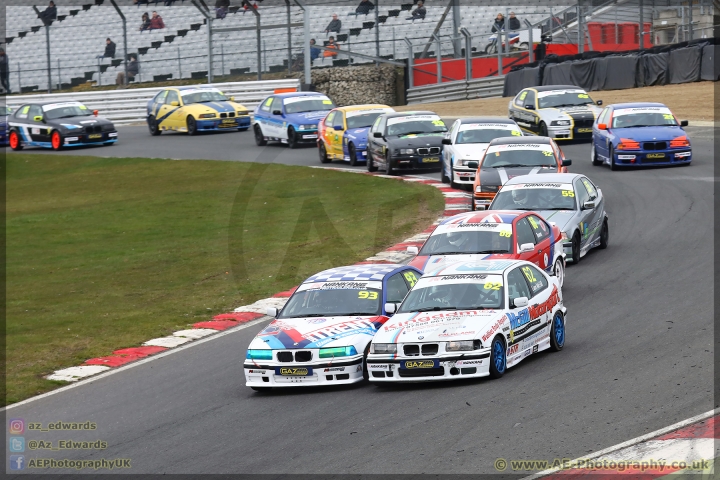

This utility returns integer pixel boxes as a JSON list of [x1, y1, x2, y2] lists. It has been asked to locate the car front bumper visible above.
[[391, 154, 442, 171], [367, 352, 492, 383], [244, 356, 364, 388], [62, 131, 118, 147], [549, 125, 593, 141], [452, 166, 476, 184], [614, 149, 691, 166], [472, 192, 497, 210], [197, 117, 251, 131]]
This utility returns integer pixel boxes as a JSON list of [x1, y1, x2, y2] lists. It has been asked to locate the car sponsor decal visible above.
[[386, 115, 442, 125], [613, 107, 673, 117], [283, 95, 332, 105], [481, 315, 507, 342], [345, 108, 393, 118], [458, 123, 520, 132], [275, 367, 312, 376], [537, 89, 586, 98], [296, 281, 382, 292], [508, 285, 560, 339], [42, 101, 86, 111], [401, 359, 437, 369], [485, 143, 554, 154], [414, 274, 503, 288], [258, 317, 380, 349]]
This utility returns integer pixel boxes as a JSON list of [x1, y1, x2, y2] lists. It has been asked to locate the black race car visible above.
[[8, 101, 118, 151], [366, 111, 448, 175]]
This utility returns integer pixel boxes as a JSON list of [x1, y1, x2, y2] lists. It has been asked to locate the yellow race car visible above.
[[317, 104, 395, 165], [146, 86, 251, 135]]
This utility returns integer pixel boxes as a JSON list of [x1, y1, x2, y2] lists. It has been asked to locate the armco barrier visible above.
[[406, 76, 505, 104], [5, 79, 301, 126]]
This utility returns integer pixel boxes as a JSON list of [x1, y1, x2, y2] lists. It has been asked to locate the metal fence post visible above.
[[688, 1, 693, 40], [404, 37, 414, 88], [639, 0, 644, 49], [221, 44, 225, 77], [109, 0, 128, 87], [57, 59, 61, 91], [208, 17, 214, 82], [18, 63, 21, 94], [392, 26, 396, 59], [45, 25, 52, 93], [526, 20, 534, 62], [460, 27, 472, 81], [496, 30, 503, 76], [97, 58, 102, 87], [293, 0, 310, 86], [286, 0, 292, 74], [432, 33, 442, 84], [178, 47, 182, 79], [577, 2, 584, 54], [375, 0, 380, 63]]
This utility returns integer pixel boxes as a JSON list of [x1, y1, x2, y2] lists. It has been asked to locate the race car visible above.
[[8, 101, 118, 151], [407, 210, 566, 286], [366, 111, 448, 175], [488, 173, 608, 264], [253, 92, 336, 148], [318, 104, 395, 166], [366, 259, 566, 383], [244, 264, 422, 391], [146, 86, 251, 135], [508, 85, 603, 141], [441, 117, 523, 189], [591, 102, 691, 170], [1, 106, 11, 146], [470, 136, 572, 211]]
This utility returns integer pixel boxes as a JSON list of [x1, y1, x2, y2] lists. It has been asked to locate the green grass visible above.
[[5, 154, 445, 405]]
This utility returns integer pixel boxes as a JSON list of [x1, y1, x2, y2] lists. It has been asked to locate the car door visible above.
[[514, 217, 541, 266], [526, 214, 554, 272], [369, 116, 387, 164], [270, 97, 286, 139], [518, 263, 552, 353], [593, 106, 611, 159], [330, 111, 346, 157], [578, 176, 604, 247], [505, 266, 533, 359], [321, 111, 337, 156], [384, 271, 412, 310], [573, 177, 595, 251], [28, 105, 51, 144], [444, 119, 461, 174], [165, 90, 186, 129], [154, 90, 179, 130], [149, 90, 168, 119]]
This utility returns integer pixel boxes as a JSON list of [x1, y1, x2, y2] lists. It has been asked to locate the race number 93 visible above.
[[358, 291, 378, 300]]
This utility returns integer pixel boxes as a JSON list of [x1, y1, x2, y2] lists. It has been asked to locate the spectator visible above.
[[97, 38, 116, 59], [116, 55, 139, 88], [491, 13, 505, 33], [215, 0, 229, 19], [243, 1, 258, 12], [310, 38, 321, 63], [38, 1, 57, 26], [508, 12, 521, 30], [149, 11, 165, 30], [139, 12, 151, 32], [324, 14, 341, 34], [353, 0, 374, 16], [323, 37, 339, 58], [408, 1, 426, 20], [0, 48, 9, 93]]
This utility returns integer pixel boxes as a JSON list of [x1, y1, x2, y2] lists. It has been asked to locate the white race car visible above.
[[367, 259, 566, 383], [440, 117, 523, 189], [244, 264, 422, 391]]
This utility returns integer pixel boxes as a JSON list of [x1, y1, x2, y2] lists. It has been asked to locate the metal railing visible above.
[[406, 75, 505, 104]]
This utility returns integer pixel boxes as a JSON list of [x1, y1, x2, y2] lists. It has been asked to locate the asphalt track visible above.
[[5, 124, 715, 475]]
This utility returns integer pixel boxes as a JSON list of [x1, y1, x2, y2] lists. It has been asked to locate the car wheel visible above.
[[484, 43, 496, 55], [367, 150, 378, 172], [287, 127, 298, 149], [348, 143, 359, 166], [254, 124, 267, 146], [553, 259, 565, 288], [385, 154, 395, 175], [471, 197, 476, 211], [318, 143, 331, 163], [450, 172, 460, 190], [489, 336, 506, 379], [250, 387, 272, 392], [539, 121, 548, 137], [609, 146, 619, 171], [148, 115, 161, 136], [599, 219, 609, 249], [570, 232, 581, 265], [51, 131, 63, 150], [441, 162, 450, 183], [519, 41, 529, 50], [549, 311, 565, 351], [591, 142, 602, 165], [8, 131, 23, 151], [186, 116, 198, 136], [362, 344, 371, 381]]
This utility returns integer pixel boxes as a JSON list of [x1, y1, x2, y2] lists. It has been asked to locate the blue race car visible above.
[[0, 106, 11, 146], [591, 102, 691, 170], [253, 92, 336, 148], [317, 104, 395, 165]]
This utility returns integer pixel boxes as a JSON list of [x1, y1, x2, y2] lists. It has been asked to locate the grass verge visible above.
[[5, 154, 445, 405]]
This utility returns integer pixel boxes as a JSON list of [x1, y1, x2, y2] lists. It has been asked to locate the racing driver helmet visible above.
[[447, 231, 469, 250], [511, 188, 529, 207]]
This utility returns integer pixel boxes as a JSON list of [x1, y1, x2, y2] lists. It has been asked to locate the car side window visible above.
[[260, 97, 273, 112], [520, 264, 548, 297], [29, 105, 43, 119], [515, 90, 528, 107], [16, 105, 30, 119], [524, 90, 536, 108], [370, 116, 382, 133], [507, 268, 532, 304], [580, 177, 597, 199], [324, 111, 336, 127], [575, 178, 591, 205], [271, 97, 283, 114], [333, 112, 345, 129], [386, 273, 410, 303], [515, 218, 537, 247], [152, 91, 167, 107], [527, 215, 550, 243], [597, 107, 610, 125], [401, 269, 418, 289], [449, 120, 460, 142], [165, 91, 179, 105]]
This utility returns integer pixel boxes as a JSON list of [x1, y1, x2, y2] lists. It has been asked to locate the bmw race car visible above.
[[146, 87, 251, 135], [8, 101, 118, 151], [407, 210, 566, 286], [591, 102, 691, 170], [1, 106, 11, 146], [244, 264, 422, 391], [488, 174, 608, 264], [366, 259, 566, 383], [318, 104, 395, 165], [366, 111, 448, 175], [508, 85, 603, 141], [441, 117, 523, 189], [253, 92, 336, 148], [470, 137, 571, 211]]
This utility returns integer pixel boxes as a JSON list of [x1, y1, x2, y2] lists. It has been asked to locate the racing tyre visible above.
[[549, 311, 565, 351], [51, 131, 63, 151], [570, 232, 581, 265], [250, 387, 272, 392], [484, 43, 496, 55], [609, 146, 619, 171], [519, 42, 529, 50], [599, 219, 609, 249], [471, 197, 476, 211], [8, 131, 23, 151], [489, 336, 506, 379], [287, 127, 298, 149], [348, 143, 359, 166], [362, 344, 371, 381], [591, 143, 602, 166], [539, 121, 548, 138], [148, 115, 161, 136], [553, 259, 565, 288], [318, 143, 331, 164], [385, 154, 395, 175], [367, 150, 378, 172], [254, 124, 267, 146], [186, 116, 198, 136]]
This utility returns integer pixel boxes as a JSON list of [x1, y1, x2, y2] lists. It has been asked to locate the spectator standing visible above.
[[215, 0, 229, 19], [310, 38, 321, 63], [0, 48, 9, 93], [508, 12, 521, 30], [409, 1, 426, 20], [149, 11, 165, 30], [323, 37, 339, 58], [139, 12, 151, 32], [38, 1, 57, 26], [324, 14, 341, 34], [491, 13, 505, 33], [354, 0, 374, 16], [97, 38, 116, 59], [116, 55, 139, 88]]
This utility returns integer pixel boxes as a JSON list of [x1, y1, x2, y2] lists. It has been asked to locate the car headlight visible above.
[[396, 148, 415, 155], [319, 346, 358, 358], [446, 340, 481, 351], [370, 343, 397, 354], [480, 185, 500, 193], [298, 124, 316, 131], [199, 113, 216, 119], [236, 110, 249, 116], [246, 349, 273, 360], [460, 160, 478, 166], [551, 120, 571, 126]]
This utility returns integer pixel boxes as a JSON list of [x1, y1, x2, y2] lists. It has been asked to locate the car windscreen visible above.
[[181, 90, 228, 104], [456, 126, 521, 144], [346, 112, 387, 129], [4, 106, 12, 115], [482, 146, 558, 168], [284, 97, 335, 114], [386, 115, 447, 136], [538, 90, 593, 109], [611, 108, 678, 128], [419, 225, 513, 255], [278, 288, 382, 318], [43, 104, 93, 119], [491, 184, 576, 211], [397, 275, 504, 312]]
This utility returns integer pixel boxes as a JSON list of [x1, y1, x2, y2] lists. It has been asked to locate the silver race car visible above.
[[487, 173, 609, 264], [508, 85, 603, 141]]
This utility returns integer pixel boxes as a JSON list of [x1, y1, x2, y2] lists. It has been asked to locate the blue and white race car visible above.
[[1, 106, 12, 146], [367, 259, 566, 383], [244, 264, 422, 391], [253, 92, 336, 148], [591, 102, 691, 170]]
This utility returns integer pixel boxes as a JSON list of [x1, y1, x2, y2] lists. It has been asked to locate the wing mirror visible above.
[[333, 125, 343, 131], [441, 138, 452, 145], [512, 296, 529, 308], [266, 307, 278, 317], [525, 104, 535, 110], [384, 302, 398, 315], [373, 131, 383, 138], [596, 100, 603, 105], [680, 120, 689, 127], [582, 200, 596, 210], [598, 123, 607, 130], [467, 161, 479, 169], [272, 110, 282, 115], [230, 96, 235, 102], [170, 101, 179, 107], [33, 115, 44, 122], [406, 246, 419, 255], [519, 243, 534, 253], [93, 109, 99, 116], [562, 159, 572, 167]]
